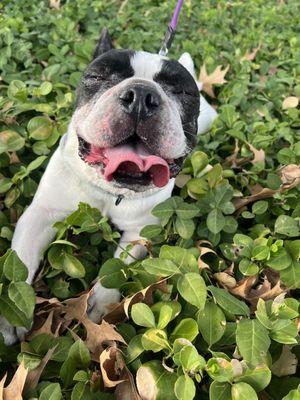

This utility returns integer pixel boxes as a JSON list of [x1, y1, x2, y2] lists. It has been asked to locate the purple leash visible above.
[[159, 0, 184, 56]]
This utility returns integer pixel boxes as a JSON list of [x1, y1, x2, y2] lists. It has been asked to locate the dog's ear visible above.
[[93, 28, 114, 59], [178, 52, 196, 79]]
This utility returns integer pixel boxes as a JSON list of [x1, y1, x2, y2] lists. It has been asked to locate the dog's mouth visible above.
[[78, 136, 182, 188]]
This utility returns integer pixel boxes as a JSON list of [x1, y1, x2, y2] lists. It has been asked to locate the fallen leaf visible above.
[[229, 275, 258, 299], [233, 188, 276, 210], [214, 272, 237, 288], [271, 345, 298, 377], [282, 96, 299, 109], [115, 368, 142, 400], [104, 280, 169, 324], [83, 319, 126, 361], [2, 362, 28, 400], [99, 347, 125, 388], [240, 44, 261, 62], [247, 279, 285, 306], [63, 291, 90, 322], [248, 142, 265, 164], [49, 0, 60, 9], [280, 164, 300, 186], [199, 64, 230, 98], [0, 375, 6, 399]]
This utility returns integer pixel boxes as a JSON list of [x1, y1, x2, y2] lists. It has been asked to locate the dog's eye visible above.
[[85, 74, 103, 81]]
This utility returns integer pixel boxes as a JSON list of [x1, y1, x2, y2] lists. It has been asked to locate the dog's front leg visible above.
[[87, 229, 146, 323], [0, 204, 65, 345]]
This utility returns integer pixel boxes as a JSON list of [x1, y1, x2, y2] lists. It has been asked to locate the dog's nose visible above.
[[119, 84, 161, 119]]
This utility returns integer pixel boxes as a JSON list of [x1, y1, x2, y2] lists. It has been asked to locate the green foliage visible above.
[[0, 0, 299, 399]]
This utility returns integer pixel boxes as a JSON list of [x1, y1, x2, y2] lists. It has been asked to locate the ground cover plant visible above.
[[0, 0, 299, 399]]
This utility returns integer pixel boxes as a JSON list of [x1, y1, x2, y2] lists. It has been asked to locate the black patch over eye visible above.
[[77, 49, 135, 106]]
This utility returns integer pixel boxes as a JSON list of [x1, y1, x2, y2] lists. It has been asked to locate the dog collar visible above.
[[159, 0, 184, 56]]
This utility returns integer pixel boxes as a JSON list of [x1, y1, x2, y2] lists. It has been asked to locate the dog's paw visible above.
[[87, 281, 120, 323], [0, 316, 28, 345]]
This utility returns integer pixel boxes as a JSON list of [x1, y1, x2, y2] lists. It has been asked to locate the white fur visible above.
[[131, 51, 166, 80]]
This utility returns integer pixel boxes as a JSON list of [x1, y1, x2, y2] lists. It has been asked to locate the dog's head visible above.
[[69, 29, 200, 195]]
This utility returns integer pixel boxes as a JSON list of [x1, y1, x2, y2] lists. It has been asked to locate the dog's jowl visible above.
[[1, 29, 214, 345]]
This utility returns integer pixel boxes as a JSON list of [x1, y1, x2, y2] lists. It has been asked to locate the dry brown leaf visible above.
[[83, 319, 126, 361], [0, 375, 6, 399], [2, 362, 28, 400], [49, 0, 60, 9], [104, 280, 168, 324], [248, 142, 265, 164], [271, 345, 298, 377], [27, 310, 55, 340], [99, 347, 125, 388], [282, 96, 299, 109], [214, 272, 237, 289], [229, 275, 258, 299], [240, 45, 261, 62], [199, 64, 230, 98], [115, 368, 142, 400], [25, 346, 57, 393], [280, 164, 300, 186], [196, 240, 217, 270], [233, 187, 276, 210], [63, 291, 90, 322], [247, 280, 285, 306]]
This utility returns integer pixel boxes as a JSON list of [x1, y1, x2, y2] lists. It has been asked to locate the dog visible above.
[[0, 29, 217, 345]]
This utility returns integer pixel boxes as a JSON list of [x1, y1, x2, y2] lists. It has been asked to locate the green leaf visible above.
[[142, 258, 180, 277], [235, 365, 272, 392], [251, 245, 270, 261], [197, 302, 226, 346], [175, 217, 195, 239], [140, 224, 162, 238], [152, 301, 182, 329], [60, 340, 91, 387], [236, 320, 270, 365], [99, 258, 127, 288], [159, 245, 198, 274], [175, 202, 199, 219], [3, 250, 28, 282], [152, 197, 176, 225], [191, 151, 209, 177], [255, 299, 272, 329], [141, 328, 170, 352], [39, 383, 62, 400], [131, 303, 156, 328], [270, 319, 298, 344], [252, 201, 268, 215], [207, 209, 225, 234], [177, 273, 207, 309], [62, 253, 85, 278], [126, 334, 144, 364], [206, 358, 234, 382], [275, 215, 299, 237], [0, 130, 25, 153], [174, 375, 196, 400], [280, 261, 300, 289], [8, 281, 35, 318], [266, 248, 292, 271], [282, 388, 300, 400], [209, 381, 232, 400], [208, 286, 250, 316], [0, 295, 31, 328], [170, 318, 199, 342], [231, 382, 258, 400], [27, 116, 53, 140]]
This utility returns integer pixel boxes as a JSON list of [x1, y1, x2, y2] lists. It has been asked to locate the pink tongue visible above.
[[103, 144, 170, 188]]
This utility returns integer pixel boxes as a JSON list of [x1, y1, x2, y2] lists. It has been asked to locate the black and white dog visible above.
[[0, 30, 216, 344]]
